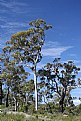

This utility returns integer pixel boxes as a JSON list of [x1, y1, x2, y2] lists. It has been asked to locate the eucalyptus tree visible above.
[[21, 79, 35, 105], [0, 63, 3, 105], [1, 51, 28, 110], [38, 58, 80, 113], [3, 19, 52, 111]]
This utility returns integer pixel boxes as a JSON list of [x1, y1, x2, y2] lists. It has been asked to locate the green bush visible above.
[[0, 113, 25, 121]]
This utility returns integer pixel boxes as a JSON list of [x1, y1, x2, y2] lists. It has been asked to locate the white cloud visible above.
[[0, 22, 28, 29], [0, 21, 29, 36], [73, 60, 80, 64], [69, 53, 77, 58], [0, 0, 31, 14], [42, 46, 73, 57], [44, 41, 60, 48], [0, 17, 7, 22], [37, 63, 45, 69], [0, 1, 30, 34], [0, 43, 5, 48], [0, 0, 28, 8], [73, 99, 81, 106]]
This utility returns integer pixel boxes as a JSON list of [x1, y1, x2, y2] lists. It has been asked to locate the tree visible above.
[[2, 19, 52, 111], [38, 58, 80, 113], [0, 64, 3, 105], [1, 51, 28, 110]]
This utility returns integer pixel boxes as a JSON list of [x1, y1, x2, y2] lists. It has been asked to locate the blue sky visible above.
[[0, 0, 81, 105]]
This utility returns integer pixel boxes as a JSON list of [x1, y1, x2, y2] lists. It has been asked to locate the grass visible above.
[[0, 112, 81, 121], [32, 113, 81, 121], [0, 113, 25, 121]]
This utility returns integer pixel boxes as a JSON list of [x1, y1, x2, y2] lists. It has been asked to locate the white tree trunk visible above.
[[14, 97, 17, 111], [25, 93, 28, 105], [34, 65, 38, 111]]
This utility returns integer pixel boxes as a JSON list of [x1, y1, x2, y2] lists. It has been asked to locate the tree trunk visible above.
[[6, 87, 9, 107], [59, 99, 64, 113], [25, 94, 28, 113], [0, 81, 2, 105], [14, 98, 17, 111], [59, 91, 65, 113], [25, 93, 29, 105], [34, 64, 38, 111], [25, 95, 28, 105], [0, 66, 2, 105]]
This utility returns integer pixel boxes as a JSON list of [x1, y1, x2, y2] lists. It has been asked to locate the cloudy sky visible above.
[[0, 0, 81, 105]]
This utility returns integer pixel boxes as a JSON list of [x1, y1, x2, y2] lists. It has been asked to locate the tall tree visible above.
[[2, 19, 52, 111], [38, 58, 80, 113], [21, 79, 35, 105], [0, 64, 2, 105], [1, 51, 28, 110]]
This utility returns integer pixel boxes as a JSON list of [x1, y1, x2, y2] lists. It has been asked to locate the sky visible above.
[[0, 0, 81, 105]]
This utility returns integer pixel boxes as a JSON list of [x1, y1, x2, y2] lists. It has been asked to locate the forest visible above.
[[0, 19, 81, 121]]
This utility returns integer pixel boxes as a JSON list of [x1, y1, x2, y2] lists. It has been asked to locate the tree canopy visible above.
[[38, 58, 80, 112]]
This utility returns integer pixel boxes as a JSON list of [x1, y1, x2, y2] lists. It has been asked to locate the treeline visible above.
[[0, 19, 80, 114]]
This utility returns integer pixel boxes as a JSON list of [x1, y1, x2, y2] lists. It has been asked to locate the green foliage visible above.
[[38, 58, 80, 113], [28, 103, 36, 114], [1, 19, 52, 111], [0, 104, 6, 109], [0, 114, 25, 121], [1, 113, 81, 121], [4, 19, 52, 66]]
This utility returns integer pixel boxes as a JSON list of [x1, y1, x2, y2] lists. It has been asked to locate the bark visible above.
[[6, 87, 9, 107], [34, 64, 38, 111], [0, 81, 2, 105], [25, 95, 28, 105], [25, 94, 28, 113], [59, 91, 65, 113], [14, 97, 18, 111]]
